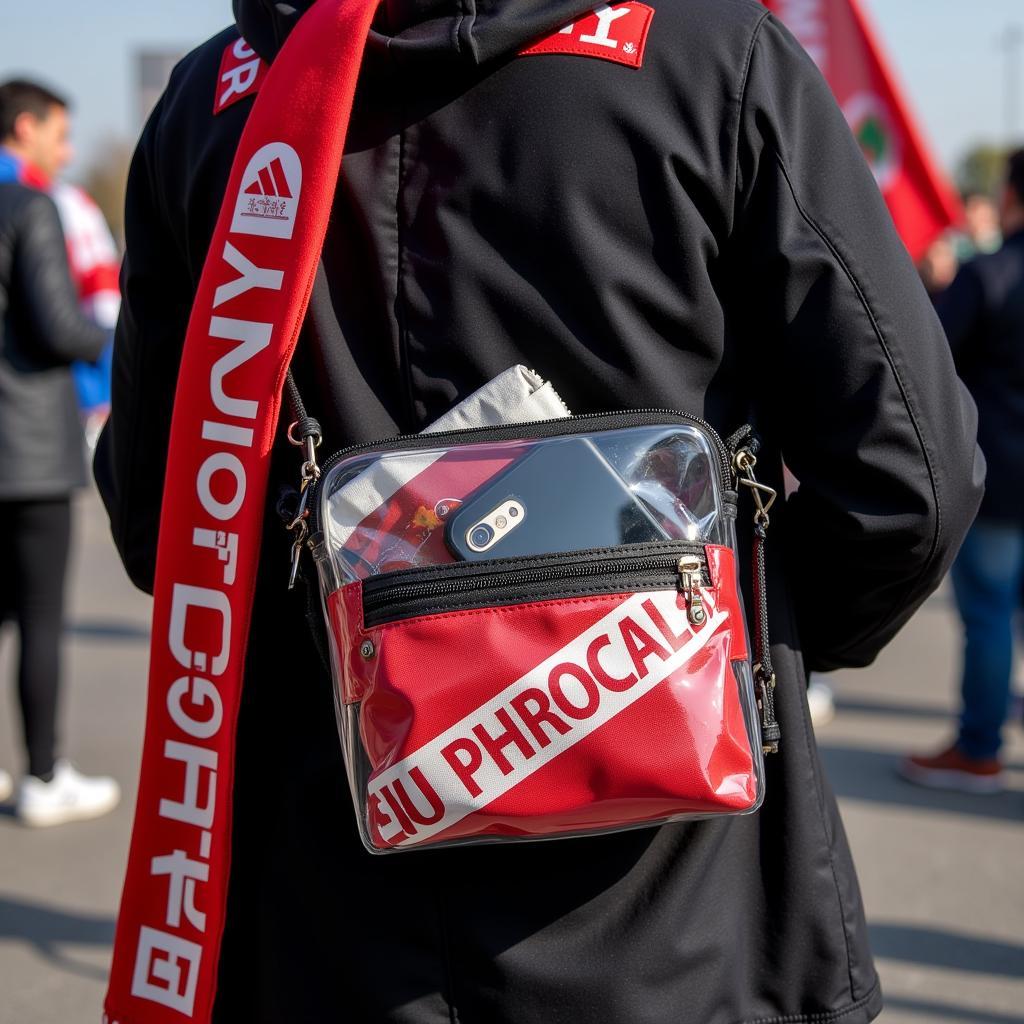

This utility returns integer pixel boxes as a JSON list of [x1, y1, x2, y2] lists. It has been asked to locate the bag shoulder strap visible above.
[[105, 4, 382, 1022]]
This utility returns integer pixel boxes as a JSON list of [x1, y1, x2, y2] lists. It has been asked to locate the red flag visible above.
[[764, 0, 962, 262]]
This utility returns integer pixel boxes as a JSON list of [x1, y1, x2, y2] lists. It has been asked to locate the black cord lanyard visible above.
[[734, 447, 781, 754]]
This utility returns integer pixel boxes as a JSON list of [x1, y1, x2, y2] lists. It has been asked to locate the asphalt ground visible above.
[[1, 490, 1022, 1023]]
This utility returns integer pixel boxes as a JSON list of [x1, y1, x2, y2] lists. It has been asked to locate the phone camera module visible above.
[[469, 524, 494, 549]]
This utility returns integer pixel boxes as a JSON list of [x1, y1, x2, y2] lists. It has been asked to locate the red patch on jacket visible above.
[[519, 2, 654, 69], [213, 36, 266, 115]]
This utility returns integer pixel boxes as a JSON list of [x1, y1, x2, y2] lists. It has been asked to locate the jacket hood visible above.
[[234, 0, 606, 68]]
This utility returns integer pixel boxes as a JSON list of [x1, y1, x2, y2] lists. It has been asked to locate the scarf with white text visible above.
[[104, 2, 380, 1020]]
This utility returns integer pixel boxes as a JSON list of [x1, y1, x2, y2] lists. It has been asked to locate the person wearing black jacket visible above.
[[903, 150, 1024, 793], [0, 79, 121, 825], [95, 2, 983, 1022]]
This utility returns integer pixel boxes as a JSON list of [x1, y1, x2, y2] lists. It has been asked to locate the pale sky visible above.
[[0, 1, 1022, 178]]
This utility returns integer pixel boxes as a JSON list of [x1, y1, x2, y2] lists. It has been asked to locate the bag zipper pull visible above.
[[677, 555, 706, 625], [288, 520, 309, 590]]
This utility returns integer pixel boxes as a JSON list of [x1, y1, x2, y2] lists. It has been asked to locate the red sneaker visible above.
[[900, 743, 1006, 794]]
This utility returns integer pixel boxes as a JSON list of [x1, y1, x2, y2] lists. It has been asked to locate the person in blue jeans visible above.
[[903, 151, 1024, 793]]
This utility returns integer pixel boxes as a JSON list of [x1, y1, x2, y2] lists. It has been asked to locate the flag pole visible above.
[[1002, 25, 1023, 145]]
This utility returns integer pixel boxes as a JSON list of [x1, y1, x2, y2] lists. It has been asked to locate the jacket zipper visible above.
[[361, 544, 708, 628]]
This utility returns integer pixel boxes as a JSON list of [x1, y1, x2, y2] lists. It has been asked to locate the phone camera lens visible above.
[[469, 524, 494, 548], [508, 506, 519, 518]]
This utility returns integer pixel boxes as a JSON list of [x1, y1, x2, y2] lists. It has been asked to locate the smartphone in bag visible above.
[[445, 437, 669, 561]]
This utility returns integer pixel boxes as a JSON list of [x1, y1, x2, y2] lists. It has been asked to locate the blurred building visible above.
[[136, 50, 185, 128]]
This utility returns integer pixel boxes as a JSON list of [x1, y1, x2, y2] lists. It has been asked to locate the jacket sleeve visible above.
[[730, 14, 984, 672], [94, 95, 192, 594], [12, 189, 108, 364]]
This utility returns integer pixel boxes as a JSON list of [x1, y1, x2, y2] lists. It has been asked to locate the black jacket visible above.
[[937, 229, 1024, 521], [0, 181, 107, 499], [95, 2, 983, 1022]]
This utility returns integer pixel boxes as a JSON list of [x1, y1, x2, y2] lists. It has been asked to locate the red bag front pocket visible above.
[[326, 544, 760, 852]]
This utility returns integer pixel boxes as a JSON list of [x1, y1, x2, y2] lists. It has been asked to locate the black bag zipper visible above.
[[360, 542, 707, 628]]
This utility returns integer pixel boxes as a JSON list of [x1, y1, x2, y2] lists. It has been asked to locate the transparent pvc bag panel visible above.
[[319, 425, 726, 582], [313, 423, 764, 854]]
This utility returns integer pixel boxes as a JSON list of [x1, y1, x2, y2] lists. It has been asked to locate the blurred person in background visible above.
[[0, 83, 121, 451], [56, 182, 120, 451], [902, 149, 1024, 793], [54, 181, 118, 452], [953, 192, 1002, 263], [918, 234, 959, 299], [0, 78, 120, 825], [918, 196, 1002, 305]]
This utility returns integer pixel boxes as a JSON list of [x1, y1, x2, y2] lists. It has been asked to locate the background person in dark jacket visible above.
[[95, 2, 983, 1021], [0, 79, 120, 825], [903, 149, 1024, 792]]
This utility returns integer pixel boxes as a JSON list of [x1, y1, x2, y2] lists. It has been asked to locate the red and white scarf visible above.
[[105, 2, 381, 1020], [52, 183, 121, 331]]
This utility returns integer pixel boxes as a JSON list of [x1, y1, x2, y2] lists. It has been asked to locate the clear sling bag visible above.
[[286, 401, 779, 855]]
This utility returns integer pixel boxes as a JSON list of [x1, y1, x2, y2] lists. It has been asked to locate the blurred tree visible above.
[[78, 138, 133, 248], [955, 144, 1010, 198]]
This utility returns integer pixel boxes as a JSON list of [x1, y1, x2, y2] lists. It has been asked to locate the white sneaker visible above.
[[16, 760, 120, 827], [0, 769, 12, 803]]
